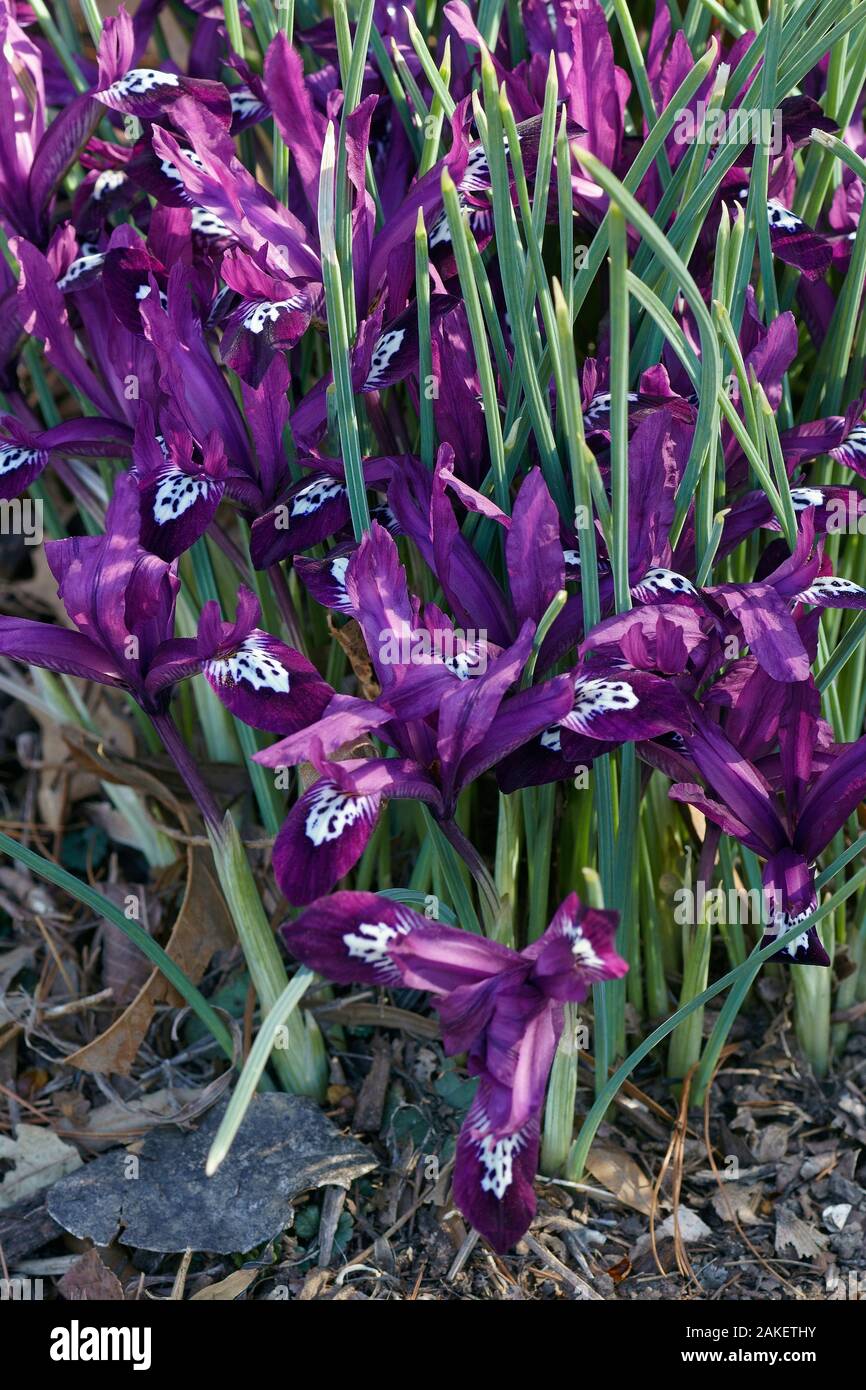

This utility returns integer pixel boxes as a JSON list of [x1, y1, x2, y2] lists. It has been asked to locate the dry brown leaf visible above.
[[57, 1248, 124, 1301], [189, 1268, 259, 1301], [585, 1144, 655, 1215], [97, 878, 161, 1006], [51, 733, 234, 1075], [328, 616, 380, 698], [29, 714, 99, 831], [7, 545, 69, 623], [64, 849, 234, 1075], [61, 728, 185, 814], [0, 944, 35, 990], [710, 1183, 764, 1225], [774, 1211, 829, 1259], [0, 1125, 82, 1210], [59, 1087, 203, 1153]]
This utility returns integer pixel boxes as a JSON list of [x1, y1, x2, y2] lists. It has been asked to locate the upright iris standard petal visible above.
[[528, 894, 628, 1002], [506, 469, 564, 628]]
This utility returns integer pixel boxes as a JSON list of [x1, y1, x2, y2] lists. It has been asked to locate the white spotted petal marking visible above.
[[478, 1133, 522, 1200], [767, 906, 817, 961], [460, 144, 492, 192], [767, 198, 803, 233], [191, 207, 232, 239], [582, 389, 638, 431], [427, 209, 452, 248], [364, 328, 407, 389], [540, 725, 562, 753], [342, 918, 411, 972], [230, 88, 267, 121], [330, 555, 350, 587], [562, 919, 605, 970], [568, 676, 639, 733], [836, 423, 866, 460], [103, 68, 181, 100], [0, 444, 44, 476], [93, 169, 126, 201], [632, 567, 697, 600], [795, 575, 866, 604], [241, 298, 303, 334], [290, 476, 345, 517], [205, 638, 290, 693], [789, 487, 825, 510], [304, 783, 376, 846], [466, 1101, 531, 1202], [444, 648, 485, 681], [57, 253, 106, 291], [159, 150, 207, 206], [153, 469, 212, 523]]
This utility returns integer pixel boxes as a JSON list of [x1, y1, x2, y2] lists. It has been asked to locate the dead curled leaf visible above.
[[59, 737, 234, 1076], [64, 850, 235, 1075], [0, 1125, 82, 1210], [774, 1211, 829, 1259], [58, 1086, 210, 1153], [585, 1144, 655, 1216], [327, 616, 380, 699], [189, 1268, 259, 1301], [57, 1247, 124, 1301]]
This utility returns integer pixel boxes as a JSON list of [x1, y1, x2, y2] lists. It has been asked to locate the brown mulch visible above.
[[2, 900, 865, 1301]]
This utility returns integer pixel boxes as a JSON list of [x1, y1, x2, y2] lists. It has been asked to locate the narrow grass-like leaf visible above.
[[415, 209, 435, 470], [441, 169, 509, 513], [576, 150, 723, 547], [206, 969, 315, 1175], [318, 124, 371, 538], [209, 815, 327, 1097]]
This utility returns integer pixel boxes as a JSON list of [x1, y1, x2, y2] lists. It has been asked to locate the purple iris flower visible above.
[[0, 473, 187, 712], [194, 587, 334, 736], [93, 6, 231, 131], [282, 889, 627, 1251], [249, 453, 397, 569], [132, 402, 227, 561], [0, 1, 102, 247], [0, 413, 131, 501], [0, 474, 329, 743], [671, 709, 866, 966], [147, 94, 320, 279], [217, 245, 312, 388], [253, 520, 574, 903]]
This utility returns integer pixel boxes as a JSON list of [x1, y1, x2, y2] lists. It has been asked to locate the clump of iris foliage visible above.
[[1, 0, 866, 1253]]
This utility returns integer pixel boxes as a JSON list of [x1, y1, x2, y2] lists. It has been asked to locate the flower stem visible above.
[[439, 818, 502, 933], [150, 711, 223, 833]]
